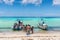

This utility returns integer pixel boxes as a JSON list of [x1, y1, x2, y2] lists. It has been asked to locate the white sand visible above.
[[0, 31, 60, 40]]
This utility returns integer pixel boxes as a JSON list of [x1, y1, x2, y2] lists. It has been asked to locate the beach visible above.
[[0, 30, 60, 40], [0, 17, 60, 40]]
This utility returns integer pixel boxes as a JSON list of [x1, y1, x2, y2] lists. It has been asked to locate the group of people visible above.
[[13, 20, 34, 34], [13, 20, 23, 31], [12, 19, 47, 35], [24, 24, 34, 34]]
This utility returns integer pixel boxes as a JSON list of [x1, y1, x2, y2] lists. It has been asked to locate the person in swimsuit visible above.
[[26, 24, 31, 35]]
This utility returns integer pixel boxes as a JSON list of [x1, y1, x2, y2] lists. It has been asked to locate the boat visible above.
[[38, 23, 48, 30]]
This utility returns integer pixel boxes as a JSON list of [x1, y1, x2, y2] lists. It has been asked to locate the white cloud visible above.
[[0, 0, 15, 5], [53, 0, 60, 5], [3, 0, 15, 5], [0, 0, 42, 6], [21, 0, 42, 5]]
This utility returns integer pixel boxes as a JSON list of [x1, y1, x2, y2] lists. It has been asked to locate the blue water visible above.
[[0, 17, 60, 31]]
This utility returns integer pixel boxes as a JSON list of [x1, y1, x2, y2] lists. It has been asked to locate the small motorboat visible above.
[[38, 23, 48, 30]]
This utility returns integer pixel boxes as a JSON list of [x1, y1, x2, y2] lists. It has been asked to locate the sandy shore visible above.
[[0, 30, 60, 40]]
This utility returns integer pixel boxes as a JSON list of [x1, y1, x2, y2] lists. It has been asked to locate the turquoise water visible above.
[[0, 17, 60, 31]]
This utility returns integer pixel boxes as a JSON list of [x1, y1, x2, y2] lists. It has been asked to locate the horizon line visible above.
[[0, 16, 60, 18]]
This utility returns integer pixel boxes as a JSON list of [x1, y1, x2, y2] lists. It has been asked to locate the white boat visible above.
[[38, 23, 48, 30]]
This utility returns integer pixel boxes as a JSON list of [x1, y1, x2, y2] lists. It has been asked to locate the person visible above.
[[31, 26, 34, 34], [13, 23, 18, 31], [17, 20, 24, 30], [39, 18, 45, 26], [26, 24, 31, 35], [24, 25, 27, 32], [16, 19, 20, 24]]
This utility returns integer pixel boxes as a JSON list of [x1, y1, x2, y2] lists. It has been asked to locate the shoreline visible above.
[[0, 31, 59, 40]]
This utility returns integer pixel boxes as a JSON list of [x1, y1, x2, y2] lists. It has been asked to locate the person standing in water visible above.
[[13, 23, 18, 30], [17, 20, 24, 30], [39, 18, 44, 26], [41, 18, 44, 25], [26, 24, 31, 35], [31, 26, 34, 34]]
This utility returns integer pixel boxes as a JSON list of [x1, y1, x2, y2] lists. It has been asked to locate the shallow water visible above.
[[0, 17, 60, 31]]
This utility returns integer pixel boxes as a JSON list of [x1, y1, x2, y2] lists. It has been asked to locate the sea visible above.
[[0, 17, 60, 32]]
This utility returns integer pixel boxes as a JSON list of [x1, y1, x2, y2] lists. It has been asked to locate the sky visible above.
[[0, 0, 60, 17]]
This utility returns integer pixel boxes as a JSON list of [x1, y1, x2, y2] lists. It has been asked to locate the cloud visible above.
[[21, 0, 42, 6], [0, 0, 42, 6], [53, 0, 60, 5], [2, 0, 15, 5]]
